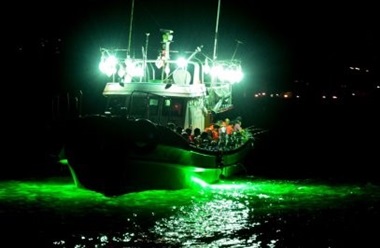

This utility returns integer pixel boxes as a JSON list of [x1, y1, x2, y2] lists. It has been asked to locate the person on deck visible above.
[[233, 116, 243, 132], [190, 127, 201, 144], [205, 121, 222, 141], [222, 118, 234, 135]]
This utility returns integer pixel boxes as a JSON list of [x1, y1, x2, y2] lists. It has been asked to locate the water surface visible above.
[[1, 176, 379, 247]]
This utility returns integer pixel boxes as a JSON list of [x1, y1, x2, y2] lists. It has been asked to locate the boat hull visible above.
[[63, 116, 253, 195]]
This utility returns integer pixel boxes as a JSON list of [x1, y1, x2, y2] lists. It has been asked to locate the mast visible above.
[[143, 33, 150, 81], [127, 0, 135, 57], [212, 0, 221, 61]]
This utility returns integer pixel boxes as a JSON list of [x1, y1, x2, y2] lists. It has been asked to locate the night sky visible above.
[[10, 0, 379, 97]]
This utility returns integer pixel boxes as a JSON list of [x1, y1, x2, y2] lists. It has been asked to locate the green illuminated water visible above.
[[1, 176, 379, 247]]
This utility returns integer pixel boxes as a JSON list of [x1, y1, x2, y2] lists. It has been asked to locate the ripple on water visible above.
[[0, 176, 379, 247]]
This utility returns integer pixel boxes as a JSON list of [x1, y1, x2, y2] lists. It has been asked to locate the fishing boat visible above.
[[61, 0, 258, 196]]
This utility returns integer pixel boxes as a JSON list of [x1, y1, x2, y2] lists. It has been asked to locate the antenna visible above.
[[212, 0, 221, 61], [127, 0, 135, 57], [145, 33, 150, 59], [144, 33, 150, 81]]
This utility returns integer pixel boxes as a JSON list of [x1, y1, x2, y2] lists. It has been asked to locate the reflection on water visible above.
[[1, 176, 379, 247]]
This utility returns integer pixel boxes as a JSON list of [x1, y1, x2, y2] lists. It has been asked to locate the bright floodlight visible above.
[[99, 55, 118, 77], [176, 57, 188, 68]]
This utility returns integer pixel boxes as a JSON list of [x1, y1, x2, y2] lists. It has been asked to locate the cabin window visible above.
[[149, 99, 159, 106], [148, 98, 160, 116], [162, 98, 184, 117], [127, 95, 162, 120]]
